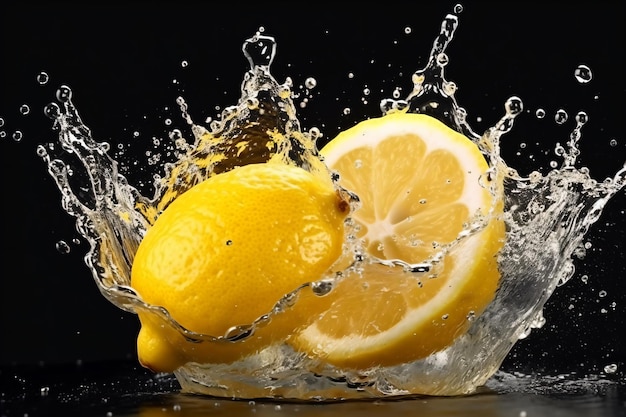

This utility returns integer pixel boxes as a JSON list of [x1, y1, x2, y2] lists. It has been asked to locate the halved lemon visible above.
[[291, 112, 505, 369]]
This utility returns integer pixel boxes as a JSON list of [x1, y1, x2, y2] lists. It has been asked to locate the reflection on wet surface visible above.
[[1, 360, 624, 417]]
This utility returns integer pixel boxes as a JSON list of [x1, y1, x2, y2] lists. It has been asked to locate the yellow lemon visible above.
[[131, 162, 348, 372], [291, 112, 505, 369]]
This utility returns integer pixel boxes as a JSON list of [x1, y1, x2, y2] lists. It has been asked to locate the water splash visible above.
[[32, 6, 625, 400]]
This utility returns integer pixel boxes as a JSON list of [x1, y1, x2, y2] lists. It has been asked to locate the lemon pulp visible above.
[[291, 112, 505, 368]]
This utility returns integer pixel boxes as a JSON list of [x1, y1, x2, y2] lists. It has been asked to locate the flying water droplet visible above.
[[574, 64, 593, 84], [37, 71, 49, 85], [555, 109, 568, 124], [56, 240, 71, 254]]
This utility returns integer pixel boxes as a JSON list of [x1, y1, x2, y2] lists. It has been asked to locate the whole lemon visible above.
[[131, 162, 348, 372]]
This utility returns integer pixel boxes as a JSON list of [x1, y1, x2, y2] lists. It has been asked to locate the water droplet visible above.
[[12, 131, 23, 142], [343, 108, 351, 115], [305, 77, 317, 89], [19, 104, 30, 115], [599, 290, 607, 298], [505, 96, 523, 116], [574, 64, 592, 84], [56, 240, 71, 254], [442, 81, 457, 96], [243, 33, 277, 69], [609, 139, 617, 147], [40, 386, 50, 396], [348, 72, 355, 79], [0, 117, 4, 128], [226, 240, 233, 246], [164, 118, 172, 126], [404, 26, 412, 34], [575, 111, 588, 125], [181, 60, 189, 68], [56, 85, 72, 102], [37, 71, 49, 85], [441, 314, 449, 320], [454, 3, 464, 13], [604, 363, 617, 374], [555, 109, 568, 124], [363, 87, 370, 96], [44, 102, 61, 119], [224, 325, 254, 341], [436, 53, 449, 67], [535, 108, 545, 119], [580, 274, 589, 284], [312, 279, 334, 296]]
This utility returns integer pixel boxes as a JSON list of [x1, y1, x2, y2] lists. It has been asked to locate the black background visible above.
[[1, 1, 624, 379]]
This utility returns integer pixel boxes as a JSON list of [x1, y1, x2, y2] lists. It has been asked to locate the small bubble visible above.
[[436, 53, 449, 66], [505, 96, 523, 116], [44, 102, 61, 119], [56, 240, 71, 254], [535, 108, 545, 119], [555, 109, 568, 124], [442, 81, 457, 96], [37, 71, 49, 85], [312, 279, 333, 296], [226, 240, 233, 246], [604, 363, 617, 374], [12, 130, 23, 142], [56, 85, 72, 102], [574, 64, 593, 84], [575, 111, 588, 125], [19, 104, 30, 115], [305, 77, 317, 89]]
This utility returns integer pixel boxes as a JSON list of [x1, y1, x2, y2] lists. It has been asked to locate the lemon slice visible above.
[[292, 112, 505, 369]]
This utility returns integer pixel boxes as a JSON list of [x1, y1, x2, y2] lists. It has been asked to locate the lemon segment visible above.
[[291, 112, 505, 369]]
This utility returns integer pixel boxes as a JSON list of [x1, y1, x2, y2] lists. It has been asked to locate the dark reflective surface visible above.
[[1, 361, 624, 417]]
